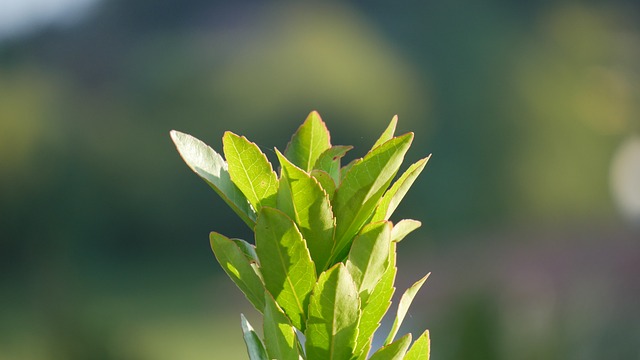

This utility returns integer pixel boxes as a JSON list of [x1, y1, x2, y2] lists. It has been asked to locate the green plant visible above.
[[170, 111, 431, 360]]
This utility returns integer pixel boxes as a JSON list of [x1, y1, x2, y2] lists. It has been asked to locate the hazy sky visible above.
[[0, 0, 99, 40]]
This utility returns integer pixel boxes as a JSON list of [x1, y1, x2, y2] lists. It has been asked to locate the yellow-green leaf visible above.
[[404, 330, 430, 360], [369, 333, 411, 360], [263, 292, 302, 360], [314, 145, 353, 184], [241, 314, 269, 360], [372, 156, 429, 222], [285, 111, 332, 172], [384, 273, 430, 345], [346, 221, 391, 298], [390, 219, 421, 243], [370, 115, 398, 151]]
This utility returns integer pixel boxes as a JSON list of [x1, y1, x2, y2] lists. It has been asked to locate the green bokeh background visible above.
[[1, 1, 639, 359]]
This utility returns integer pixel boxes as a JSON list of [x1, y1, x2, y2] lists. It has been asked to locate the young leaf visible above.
[[305, 264, 360, 360], [332, 133, 414, 263], [354, 242, 397, 359], [384, 273, 430, 346], [313, 145, 353, 184], [404, 330, 430, 360], [241, 314, 269, 360], [263, 292, 302, 360], [370, 115, 398, 151], [310, 169, 336, 201], [255, 207, 317, 330], [223, 131, 278, 212], [276, 150, 336, 273], [210, 232, 265, 312], [368, 333, 411, 360], [371, 156, 430, 222], [390, 219, 421, 243], [346, 221, 391, 297], [285, 111, 332, 172], [170, 130, 256, 227]]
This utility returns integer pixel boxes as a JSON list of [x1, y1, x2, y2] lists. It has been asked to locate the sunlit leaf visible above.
[[372, 156, 429, 222], [390, 219, 421, 243], [310, 169, 336, 201], [285, 111, 332, 172], [404, 330, 430, 360], [210, 232, 265, 312], [263, 292, 302, 360], [223, 131, 278, 211], [305, 263, 360, 360], [370, 115, 397, 151], [241, 314, 268, 360], [332, 133, 414, 262], [170, 130, 256, 227], [314, 145, 353, 184], [368, 333, 411, 360], [346, 221, 391, 297], [276, 150, 336, 273], [232, 238, 259, 263], [384, 273, 430, 345], [255, 207, 316, 330]]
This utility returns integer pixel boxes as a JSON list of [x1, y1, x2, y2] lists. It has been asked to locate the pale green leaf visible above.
[[285, 111, 332, 172], [314, 145, 353, 184], [346, 221, 391, 297], [223, 131, 278, 211], [310, 169, 336, 201], [170, 130, 256, 227], [263, 292, 302, 360], [332, 133, 414, 263], [241, 314, 269, 360], [384, 273, 430, 346], [276, 150, 336, 273], [390, 220, 421, 243], [369, 333, 411, 360], [404, 330, 430, 360], [232, 238, 259, 263], [210, 232, 265, 312], [255, 207, 317, 330], [305, 264, 360, 360], [353, 242, 397, 358], [370, 115, 397, 151], [372, 156, 429, 222]]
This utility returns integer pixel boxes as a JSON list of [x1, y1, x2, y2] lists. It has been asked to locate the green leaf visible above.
[[263, 292, 302, 360], [232, 238, 259, 263], [404, 330, 430, 360], [310, 169, 336, 201], [241, 314, 269, 360], [372, 156, 429, 222], [170, 130, 256, 227], [339, 158, 359, 184], [384, 273, 430, 346], [332, 133, 414, 263], [314, 145, 353, 184], [276, 150, 336, 273], [305, 264, 360, 360], [368, 333, 411, 360], [346, 221, 391, 298], [285, 111, 332, 172], [390, 220, 421, 243], [223, 131, 278, 212], [370, 115, 397, 151], [354, 242, 397, 359], [210, 232, 265, 312], [255, 207, 317, 330]]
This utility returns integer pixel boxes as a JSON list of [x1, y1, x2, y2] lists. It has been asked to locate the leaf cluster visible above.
[[171, 111, 430, 360]]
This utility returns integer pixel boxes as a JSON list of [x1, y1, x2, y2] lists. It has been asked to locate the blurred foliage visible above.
[[1, 0, 639, 359]]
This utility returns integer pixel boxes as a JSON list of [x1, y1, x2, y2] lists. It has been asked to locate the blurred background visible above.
[[1, 0, 639, 359]]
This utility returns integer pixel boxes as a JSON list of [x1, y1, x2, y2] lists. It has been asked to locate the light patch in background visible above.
[[611, 136, 640, 223], [0, 0, 99, 40]]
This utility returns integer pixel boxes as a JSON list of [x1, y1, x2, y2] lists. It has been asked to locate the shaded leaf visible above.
[[314, 145, 353, 184], [310, 169, 336, 201], [404, 330, 430, 360], [372, 156, 429, 222], [305, 264, 360, 360], [232, 238, 259, 263], [264, 292, 302, 360], [170, 130, 256, 227], [332, 133, 414, 263], [390, 220, 421, 243], [346, 221, 391, 297], [276, 150, 336, 273], [285, 111, 332, 172], [223, 131, 278, 211], [384, 273, 430, 345], [370, 115, 397, 151], [255, 207, 316, 330], [210, 232, 265, 312], [368, 333, 411, 360], [241, 314, 269, 360]]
